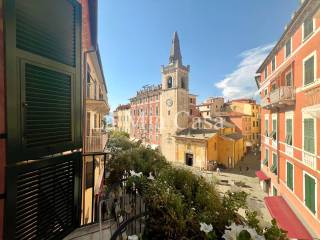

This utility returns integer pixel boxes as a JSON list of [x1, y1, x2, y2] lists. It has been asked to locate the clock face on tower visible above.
[[166, 98, 173, 107]]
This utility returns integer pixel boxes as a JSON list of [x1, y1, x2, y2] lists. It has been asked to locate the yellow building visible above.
[[196, 97, 224, 118], [175, 119, 244, 170], [113, 104, 131, 134], [226, 99, 261, 147]]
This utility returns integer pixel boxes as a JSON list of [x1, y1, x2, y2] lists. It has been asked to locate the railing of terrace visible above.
[[85, 129, 108, 153], [99, 175, 146, 240], [81, 152, 110, 226]]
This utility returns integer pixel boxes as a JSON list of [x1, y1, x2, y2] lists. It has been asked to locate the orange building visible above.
[[256, 1, 320, 238], [212, 111, 251, 149]]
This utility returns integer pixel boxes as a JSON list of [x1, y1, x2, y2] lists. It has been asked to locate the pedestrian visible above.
[[246, 166, 249, 171], [216, 167, 220, 175]]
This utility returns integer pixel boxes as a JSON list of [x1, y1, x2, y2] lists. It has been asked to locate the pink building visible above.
[[130, 85, 161, 145]]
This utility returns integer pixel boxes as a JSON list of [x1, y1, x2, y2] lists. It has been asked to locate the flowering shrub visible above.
[[106, 133, 288, 240]]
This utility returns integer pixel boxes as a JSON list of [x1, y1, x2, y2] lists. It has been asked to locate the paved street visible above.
[[188, 150, 272, 228]]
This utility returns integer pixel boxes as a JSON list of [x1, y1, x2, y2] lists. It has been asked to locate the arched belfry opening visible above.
[[181, 77, 186, 89], [167, 76, 173, 88]]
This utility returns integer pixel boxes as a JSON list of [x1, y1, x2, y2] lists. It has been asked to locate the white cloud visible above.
[[215, 43, 274, 100]]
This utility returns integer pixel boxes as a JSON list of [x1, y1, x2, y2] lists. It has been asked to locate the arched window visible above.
[[181, 77, 186, 89], [167, 77, 173, 88]]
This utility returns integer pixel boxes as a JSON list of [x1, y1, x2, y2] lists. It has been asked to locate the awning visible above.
[[264, 196, 313, 240], [255, 170, 270, 181]]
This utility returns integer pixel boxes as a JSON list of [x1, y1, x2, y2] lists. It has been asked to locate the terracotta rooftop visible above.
[[211, 111, 250, 117], [224, 133, 243, 140], [115, 104, 131, 111]]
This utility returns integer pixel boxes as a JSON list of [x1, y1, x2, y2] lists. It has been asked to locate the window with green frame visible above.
[[285, 38, 291, 58], [304, 118, 315, 154], [264, 68, 268, 79], [263, 148, 269, 166], [286, 162, 294, 191], [270, 119, 277, 140], [264, 88, 268, 97], [265, 119, 269, 136], [273, 186, 278, 196], [5, 0, 82, 162], [270, 153, 277, 175], [272, 57, 276, 72], [286, 71, 292, 86], [285, 118, 293, 146], [304, 55, 315, 86], [303, 17, 314, 40], [304, 173, 316, 214]]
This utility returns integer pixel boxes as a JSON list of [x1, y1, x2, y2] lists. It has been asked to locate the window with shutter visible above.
[[285, 39, 291, 58], [286, 162, 293, 191], [264, 68, 268, 79], [303, 18, 314, 40], [271, 57, 276, 72], [265, 119, 269, 136], [304, 55, 315, 86], [273, 186, 278, 196], [285, 71, 292, 86], [304, 118, 315, 154], [304, 173, 316, 214], [5, 0, 82, 162], [263, 148, 269, 166], [270, 153, 277, 175], [285, 118, 293, 145], [271, 119, 277, 140]]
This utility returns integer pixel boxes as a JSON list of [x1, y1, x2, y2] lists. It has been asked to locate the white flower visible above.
[[191, 207, 196, 211], [200, 222, 213, 233], [222, 223, 265, 240], [130, 170, 143, 177], [128, 235, 139, 240], [147, 172, 155, 180]]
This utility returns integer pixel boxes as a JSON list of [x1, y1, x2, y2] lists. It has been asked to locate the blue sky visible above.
[[98, 0, 299, 111]]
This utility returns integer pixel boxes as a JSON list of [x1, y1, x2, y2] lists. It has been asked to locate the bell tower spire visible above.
[[169, 31, 182, 66], [160, 32, 190, 163]]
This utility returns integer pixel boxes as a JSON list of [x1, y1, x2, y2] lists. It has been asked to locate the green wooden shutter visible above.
[[286, 72, 292, 86], [304, 118, 315, 154], [5, 0, 82, 162], [286, 162, 293, 191], [304, 174, 316, 214], [304, 56, 314, 86], [286, 119, 293, 145], [265, 119, 269, 136], [285, 39, 291, 58], [304, 18, 314, 39]]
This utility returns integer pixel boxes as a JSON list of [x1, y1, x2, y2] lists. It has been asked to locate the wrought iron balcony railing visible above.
[[261, 86, 295, 109]]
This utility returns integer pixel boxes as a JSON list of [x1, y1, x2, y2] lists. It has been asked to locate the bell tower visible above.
[[160, 32, 190, 162]]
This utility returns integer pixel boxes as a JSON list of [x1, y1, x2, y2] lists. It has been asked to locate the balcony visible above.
[[86, 83, 110, 114], [261, 86, 295, 109], [85, 130, 108, 153]]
